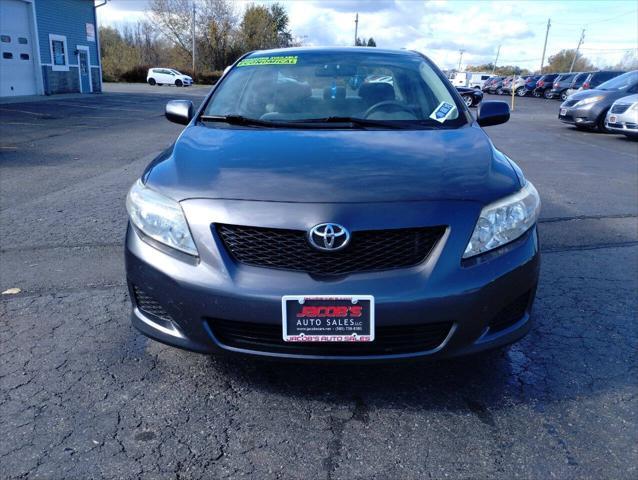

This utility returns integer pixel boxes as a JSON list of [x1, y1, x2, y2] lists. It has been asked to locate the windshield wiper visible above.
[[199, 114, 278, 127], [293, 116, 407, 129]]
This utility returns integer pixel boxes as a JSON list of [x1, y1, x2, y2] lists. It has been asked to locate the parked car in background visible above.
[[147, 68, 193, 87], [450, 71, 492, 89], [502, 76, 528, 97], [521, 75, 541, 96], [548, 72, 579, 100], [605, 94, 638, 138], [482, 76, 502, 92], [559, 70, 638, 131], [565, 72, 590, 97], [500, 76, 513, 94], [533, 73, 559, 98], [581, 70, 625, 90], [456, 86, 484, 107]]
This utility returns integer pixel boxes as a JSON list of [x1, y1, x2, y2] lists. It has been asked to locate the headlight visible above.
[[126, 179, 198, 256], [573, 95, 603, 107], [463, 182, 540, 259]]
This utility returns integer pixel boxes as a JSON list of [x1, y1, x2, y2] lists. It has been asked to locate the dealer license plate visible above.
[[608, 115, 617, 123], [560, 108, 567, 116], [282, 295, 375, 342]]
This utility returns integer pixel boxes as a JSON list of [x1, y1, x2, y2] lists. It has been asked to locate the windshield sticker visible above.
[[429, 101, 456, 123], [237, 56, 298, 67]]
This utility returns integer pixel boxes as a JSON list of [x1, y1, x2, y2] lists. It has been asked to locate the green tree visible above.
[[545, 49, 594, 73], [99, 26, 141, 81], [367, 37, 376, 47]]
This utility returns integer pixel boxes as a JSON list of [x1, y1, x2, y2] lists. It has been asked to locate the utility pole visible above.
[[492, 45, 501, 74], [569, 29, 586, 72], [191, 1, 196, 74], [539, 18, 551, 73], [457, 49, 464, 71], [354, 13, 359, 46]]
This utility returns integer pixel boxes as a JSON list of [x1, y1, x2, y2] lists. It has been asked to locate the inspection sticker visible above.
[[429, 101, 456, 123], [237, 56, 298, 67]]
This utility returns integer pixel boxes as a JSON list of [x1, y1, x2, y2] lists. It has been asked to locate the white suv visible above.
[[147, 68, 193, 87]]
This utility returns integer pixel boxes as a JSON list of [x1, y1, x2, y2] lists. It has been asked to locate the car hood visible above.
[[145, 124, 521, 204], [568, 88, 623, 101]]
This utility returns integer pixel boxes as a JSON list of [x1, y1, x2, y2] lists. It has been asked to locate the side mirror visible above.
[[477, 100, 510, 127], [165, 100, 193, 125]]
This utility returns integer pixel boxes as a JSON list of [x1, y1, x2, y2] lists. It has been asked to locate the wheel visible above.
[[597, 110, 609, 133], [148, 78, 156, 86], [533, 89, 541, 98], [543, 89, 553, 99], [515, 87, 526, 97], [462, 94, 474, 107], [175, 79, 183, 87], [496, 87, 503, 95], [561, 91, 568, 101]]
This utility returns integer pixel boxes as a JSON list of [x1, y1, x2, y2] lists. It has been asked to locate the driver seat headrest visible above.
[[359, 82, 395, 103]]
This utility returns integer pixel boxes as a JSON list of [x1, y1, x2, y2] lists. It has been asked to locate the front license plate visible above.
[[609, 115, 617, 123], [560, 108, 567, 116], [282, 295, 375, 342]]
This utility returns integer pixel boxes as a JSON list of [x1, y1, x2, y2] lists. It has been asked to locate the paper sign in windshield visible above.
[[429, 101, 456, 123], [237, 56, 298, 67]]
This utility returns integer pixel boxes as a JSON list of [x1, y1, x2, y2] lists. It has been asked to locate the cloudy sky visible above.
[[97, 0, 638, 70]]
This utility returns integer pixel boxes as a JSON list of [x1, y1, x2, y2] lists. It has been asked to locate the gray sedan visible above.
[[559, 71, 638, 131]]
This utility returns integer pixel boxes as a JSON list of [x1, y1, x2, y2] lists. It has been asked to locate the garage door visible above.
[[0, 0, 37, 96]]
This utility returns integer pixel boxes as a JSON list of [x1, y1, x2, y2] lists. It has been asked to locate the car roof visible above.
[[243, 46, 423, 59]]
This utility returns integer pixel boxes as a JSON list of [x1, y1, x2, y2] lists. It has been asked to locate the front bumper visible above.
[[558, 105, 597, 126], [125, 199, 540, 361], [606, 110, 638, 136]]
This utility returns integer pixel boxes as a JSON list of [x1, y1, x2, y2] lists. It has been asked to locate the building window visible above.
[[49, 34, 68, 71], [0, 35, 10, 43], [20, 53, 29, 60], [18, 37, 28, 44], [2, 52, 13, 59], [52, 40, 64, 64]]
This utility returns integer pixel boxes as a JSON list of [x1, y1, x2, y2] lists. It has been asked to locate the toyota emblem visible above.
[[308, 223, 350, 251]]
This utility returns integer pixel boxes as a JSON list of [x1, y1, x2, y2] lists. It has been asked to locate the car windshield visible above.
[[202, 50, 467, 128], [597, 71, 637, 90]]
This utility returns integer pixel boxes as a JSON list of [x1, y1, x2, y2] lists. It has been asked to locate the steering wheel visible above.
[[363, 101, 417, 119]]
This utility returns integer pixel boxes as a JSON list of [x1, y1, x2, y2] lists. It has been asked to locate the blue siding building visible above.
[[0, 0, 102, 97]]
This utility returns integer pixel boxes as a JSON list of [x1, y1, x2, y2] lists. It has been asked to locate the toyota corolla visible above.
[[125, 47, 541, 361]]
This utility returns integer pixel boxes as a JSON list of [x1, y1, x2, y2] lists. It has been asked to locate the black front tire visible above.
[[597, 111, 610, 133], [515, 87, 526, 97], [543, 89, 553, 99], [462, 95, 474, 107], [175, 79, 183, 87], [148, 78, 156, 86], [561, 91, 568, 101]]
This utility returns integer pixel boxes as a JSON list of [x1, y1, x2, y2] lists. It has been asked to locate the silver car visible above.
[[605, 94, 638, 138]]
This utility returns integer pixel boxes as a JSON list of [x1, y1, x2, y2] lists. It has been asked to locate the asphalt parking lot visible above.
[[1, 84, 637, 479]]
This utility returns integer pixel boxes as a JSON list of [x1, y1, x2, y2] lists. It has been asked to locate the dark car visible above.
[[559, 70, 638, 131], [456, 86, 483, 107], [125, 47, 540, 361], [487, 77, 506, 94], [548, 72, 579, 100], [582, 70, 625, 90], [533, 73, 559, 98], [565, 71, 591, 97], [520, 75, 541, 96], [481, 76, 501, 92]]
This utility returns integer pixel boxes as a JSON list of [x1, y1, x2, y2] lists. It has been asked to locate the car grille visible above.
[[610, 104, 631, 114], [216, 224, 445, 276], [208, 319, 453, 356], [132, 285, 173, 322], [562, 99, 578, 107], [488, 290, 531, 332]]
